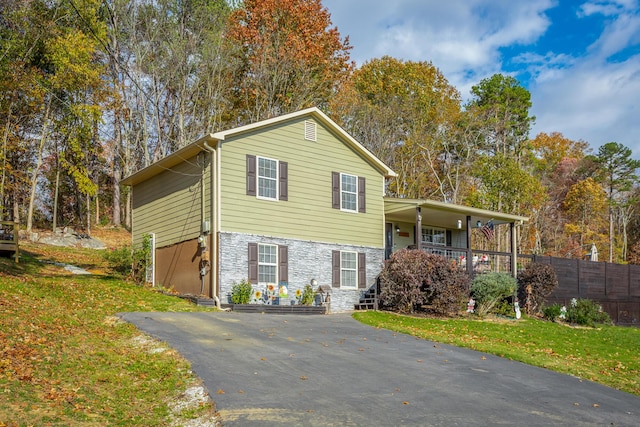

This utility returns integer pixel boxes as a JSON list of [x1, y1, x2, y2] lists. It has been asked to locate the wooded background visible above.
[[2, 0, 640, 264]]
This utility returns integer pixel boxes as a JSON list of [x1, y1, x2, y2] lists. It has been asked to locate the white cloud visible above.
[[531, 54, 640, 153], [528, 1, 640, 153], [322, 0, 640, 153], [324, 0, 554, 91]]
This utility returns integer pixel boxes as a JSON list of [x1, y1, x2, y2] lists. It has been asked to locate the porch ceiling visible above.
[[384, 198, 529, 230]]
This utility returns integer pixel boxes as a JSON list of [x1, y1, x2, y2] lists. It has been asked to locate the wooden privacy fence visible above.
[[522, 255, 640, 326]]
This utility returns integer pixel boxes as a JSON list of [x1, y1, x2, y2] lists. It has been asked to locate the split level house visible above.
[[122, 107, 528, 312]]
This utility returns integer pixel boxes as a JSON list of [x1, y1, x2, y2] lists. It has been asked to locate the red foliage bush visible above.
[[517, 262, 558, 315], [379, 249, 470, 314]]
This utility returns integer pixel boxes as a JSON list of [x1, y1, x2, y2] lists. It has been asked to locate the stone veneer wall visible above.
[[219, 232, 384, 312]]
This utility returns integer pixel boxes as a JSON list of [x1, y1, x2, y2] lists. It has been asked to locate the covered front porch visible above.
[[384, 198, 529, 276]]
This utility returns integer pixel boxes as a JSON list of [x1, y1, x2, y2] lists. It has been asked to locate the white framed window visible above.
[[258, 243, 278, 284], [341, 173, 358, 212], [422, 227, 446, 246], [257, 156, 278, 200], [340, 251, 358, 288]]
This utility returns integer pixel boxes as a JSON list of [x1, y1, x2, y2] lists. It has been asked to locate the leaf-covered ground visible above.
[[0, 237, 218, 426]]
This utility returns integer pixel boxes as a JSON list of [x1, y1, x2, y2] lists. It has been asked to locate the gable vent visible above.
[[304, 120, 317, 141]]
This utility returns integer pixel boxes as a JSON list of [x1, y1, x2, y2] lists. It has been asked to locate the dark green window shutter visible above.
[[446, 230, 452, 247], [332, 172, 340, 209], [332, 250, 341, 287], [248, 243, 258, 283], [358, 252, 366, 288], [246, 155, 256, 196], [279, 161, 288, 201], [358, 176, 366, 213], [278, 245, 288, 283]]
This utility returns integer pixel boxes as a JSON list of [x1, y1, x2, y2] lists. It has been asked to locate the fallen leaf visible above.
[[260, 357, 267, 361], [481, 356, 487, 360], [217, 389, 225, 395], [417, 359, 422, 363], [300, 375, 308, 380], [403, 401, 410, 405], [238, 390, 244, 394], [573, 402, 580, 406], [592, 403, 599, 408]]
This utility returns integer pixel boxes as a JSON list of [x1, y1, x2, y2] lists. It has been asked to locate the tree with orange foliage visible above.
[[226, 0, 353, 123], [330, 56, 463, 201], [562, 177, 607, 252]]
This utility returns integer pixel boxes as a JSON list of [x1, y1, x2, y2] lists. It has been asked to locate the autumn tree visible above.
[[330, 56, 463, 200], [226, 0, 352, 124], [102, 0, 232, 226], [0, 0, 52, 223], [530, 132, 589, 174], [528, 132, 589, 255], [594, 142, 640, 262], [562, 177, 607, 255]]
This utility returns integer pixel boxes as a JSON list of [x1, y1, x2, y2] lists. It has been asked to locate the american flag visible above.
[[481, 220, 495, 240]]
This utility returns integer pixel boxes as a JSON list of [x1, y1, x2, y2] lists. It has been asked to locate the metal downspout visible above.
[[203, 140, 226, 310]]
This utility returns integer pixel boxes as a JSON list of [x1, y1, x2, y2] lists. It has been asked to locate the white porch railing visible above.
[[418, 244, 515, 275]]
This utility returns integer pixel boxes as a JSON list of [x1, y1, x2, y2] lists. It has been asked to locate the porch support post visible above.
[[416, 206, 422, 251], [466, 215, 473, 274], [510, 222, 517, 277]]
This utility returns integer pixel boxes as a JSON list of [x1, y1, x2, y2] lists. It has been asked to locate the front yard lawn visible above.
[[1, 241, 217, 426]]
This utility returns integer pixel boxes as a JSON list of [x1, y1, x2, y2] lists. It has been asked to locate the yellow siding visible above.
[[132, 154, 211, 248], [220, 117, 385, 248]]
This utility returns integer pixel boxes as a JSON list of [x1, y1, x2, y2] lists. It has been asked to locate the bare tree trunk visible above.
[[13, 198, 19, 224], [113, 164, 121, 225], [53, 167, 60, 232], [1, 101, 13, 221], [27, 97, 52, 232], [86, 193, 91, 236], [609, 206, 614, 263]]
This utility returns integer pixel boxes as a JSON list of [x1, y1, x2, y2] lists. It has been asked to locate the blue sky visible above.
[[322, 0, 640, 156]]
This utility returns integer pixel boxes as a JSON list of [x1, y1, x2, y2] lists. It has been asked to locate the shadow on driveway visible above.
[[119, 312, 638, 426]]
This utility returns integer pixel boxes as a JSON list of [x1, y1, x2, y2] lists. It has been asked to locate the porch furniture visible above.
[[0, 221, 19, 262]]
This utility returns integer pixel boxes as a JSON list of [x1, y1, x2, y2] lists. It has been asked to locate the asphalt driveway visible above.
[[119, 312, 639, 426]]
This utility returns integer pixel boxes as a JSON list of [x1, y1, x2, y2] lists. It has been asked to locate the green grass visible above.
[[353, 311, 640, 396], [0, 242, 216, 426]]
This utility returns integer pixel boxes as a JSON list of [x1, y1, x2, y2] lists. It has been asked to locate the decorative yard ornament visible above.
[[514, 297, 521, 319], [590, 243, 598, 261], [467, 298, 476, 313]]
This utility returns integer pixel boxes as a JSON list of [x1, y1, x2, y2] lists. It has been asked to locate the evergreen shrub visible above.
[[470, 272, 517, 316]]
